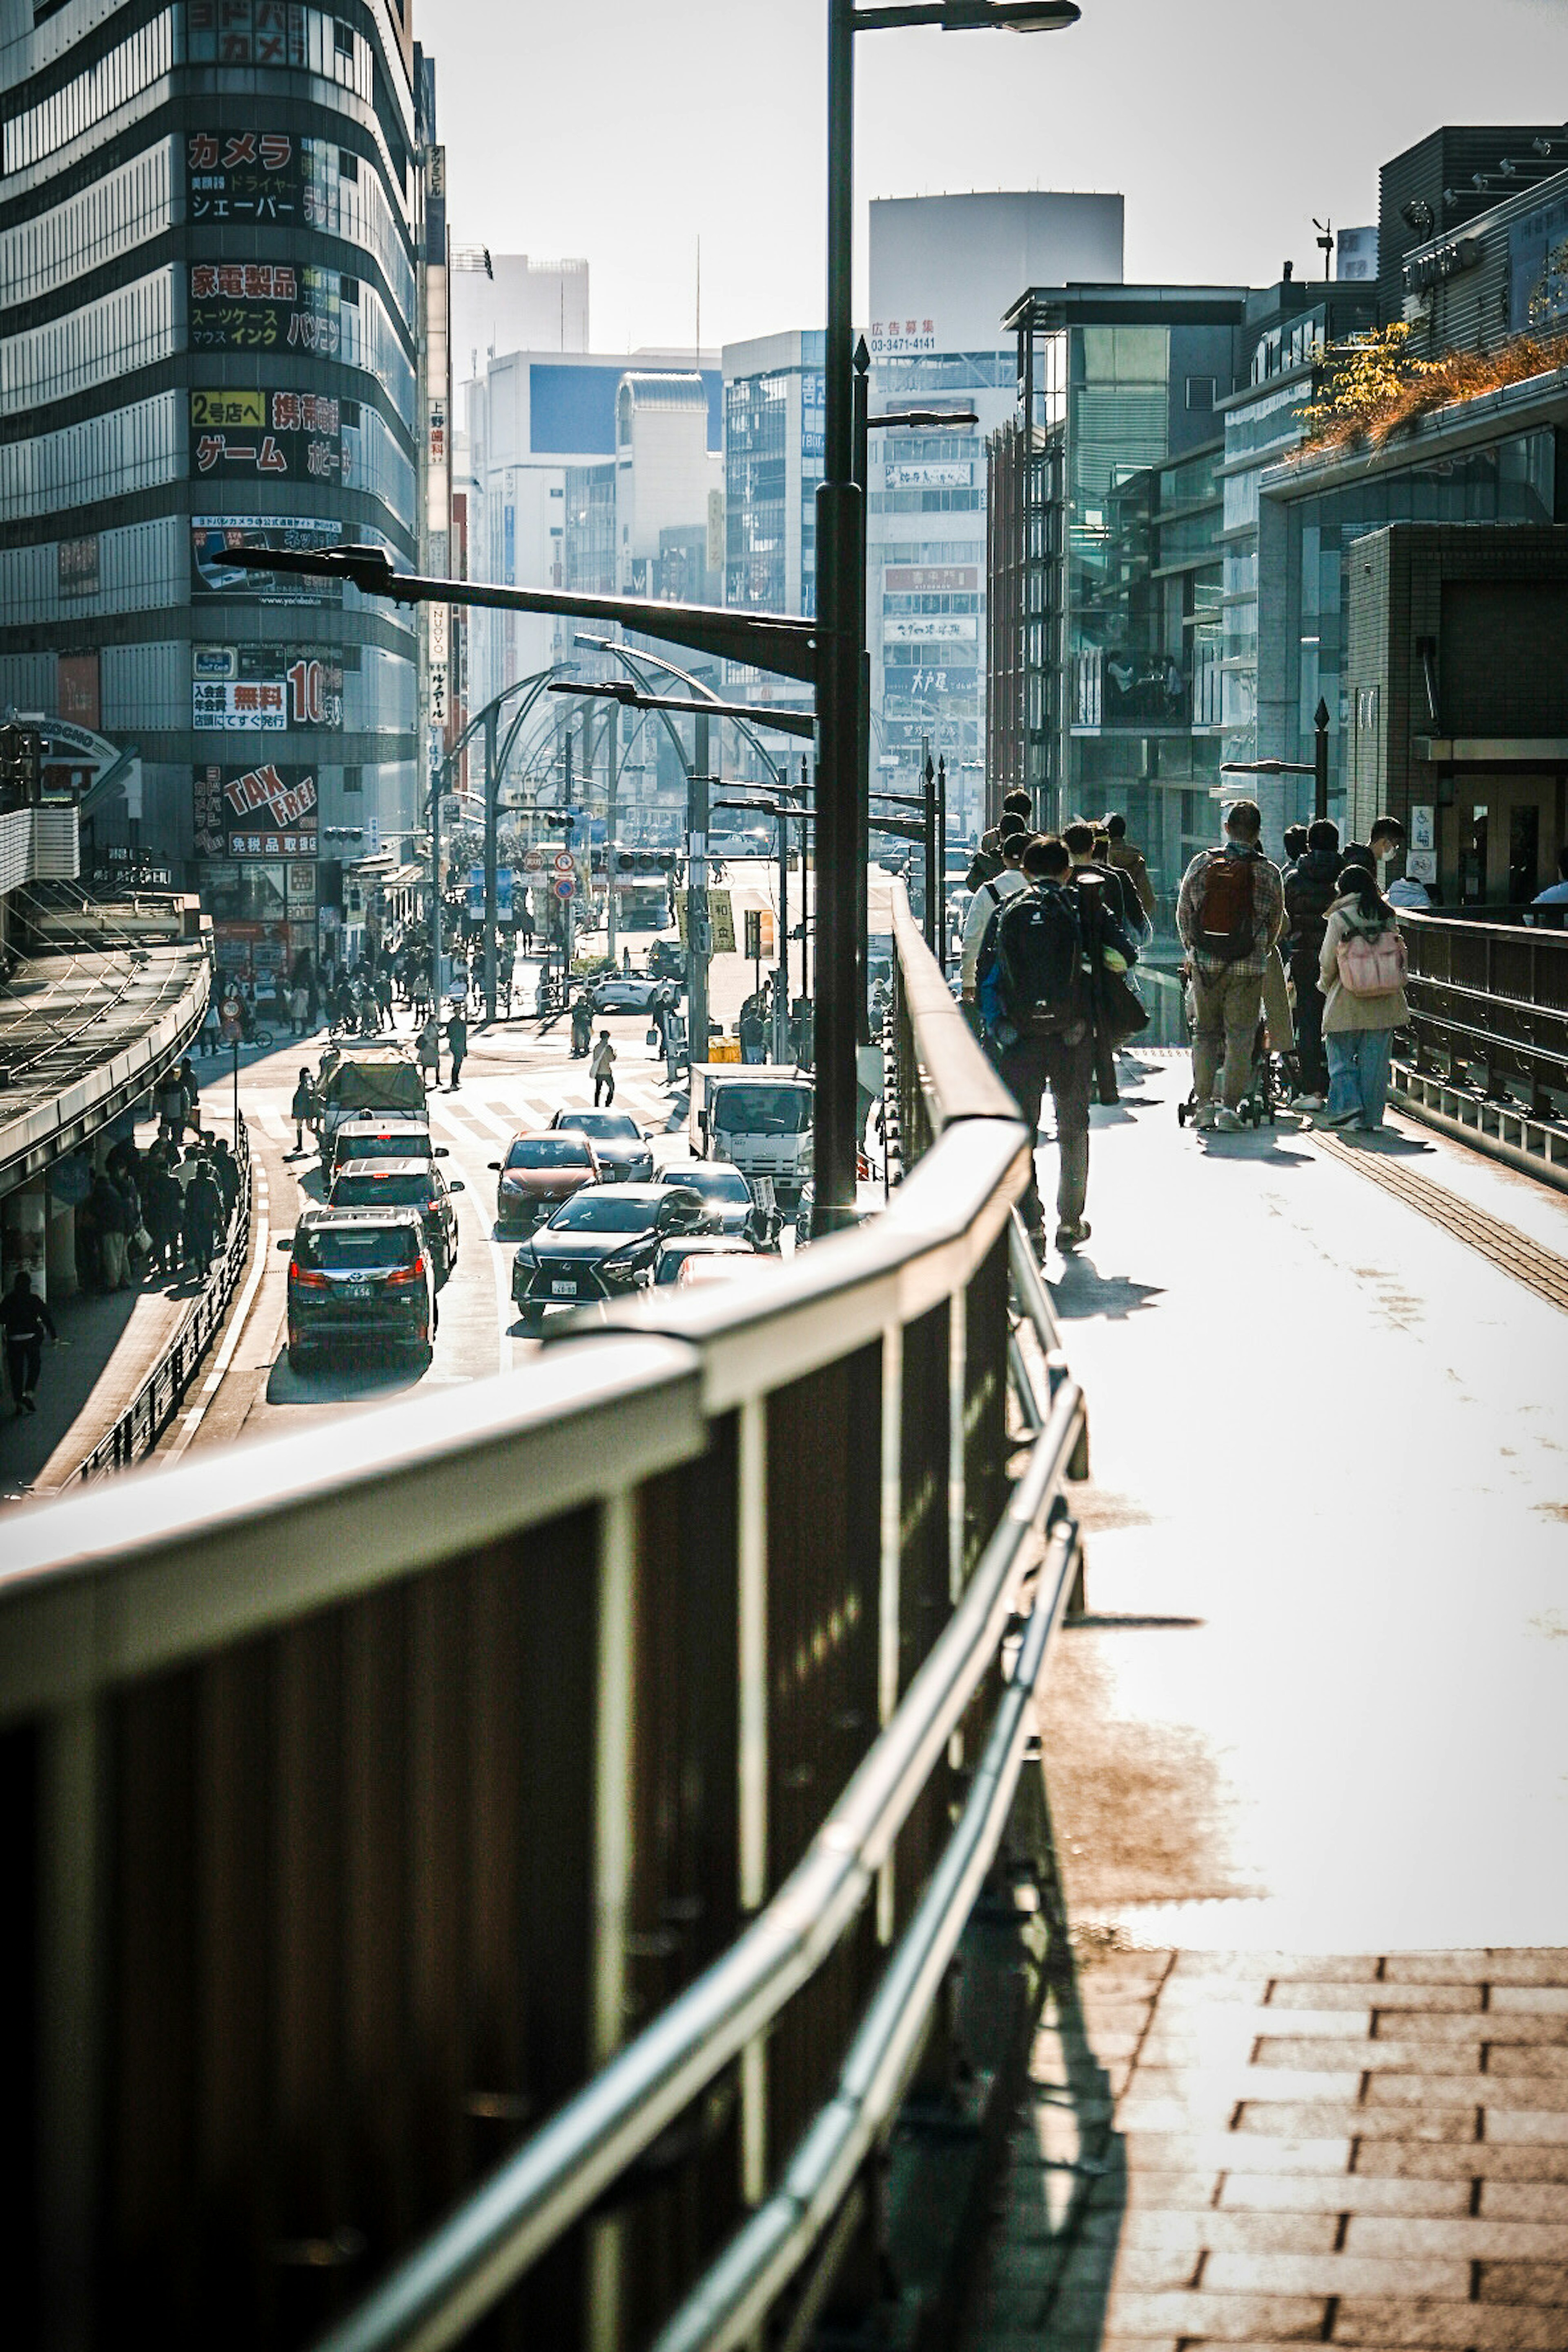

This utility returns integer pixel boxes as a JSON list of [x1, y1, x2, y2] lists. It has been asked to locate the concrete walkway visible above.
[[960, 1049, 1568, 2349]]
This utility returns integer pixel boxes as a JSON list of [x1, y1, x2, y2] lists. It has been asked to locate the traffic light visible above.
[[744, 910, 763, 960]]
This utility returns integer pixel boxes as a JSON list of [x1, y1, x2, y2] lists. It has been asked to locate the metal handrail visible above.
[[311, 1374, 1084, 2352], [652, 1510, 1082, 2352]]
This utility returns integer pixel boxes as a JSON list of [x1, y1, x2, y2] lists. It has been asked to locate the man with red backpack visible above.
[[982, 833, 1140, 1252], [1176, 799, 1284, 1131]]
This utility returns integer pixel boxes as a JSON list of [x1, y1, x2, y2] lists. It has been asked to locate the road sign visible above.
[[552, 850, 575, 876], [522, 848, 544, 873], [554, 876, 575, 902], [219, 996, 243, 1044]]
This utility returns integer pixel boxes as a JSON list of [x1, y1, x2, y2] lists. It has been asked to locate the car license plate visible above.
[[346, 1283, 372, 1300], [551, 1279, 577, 1297]]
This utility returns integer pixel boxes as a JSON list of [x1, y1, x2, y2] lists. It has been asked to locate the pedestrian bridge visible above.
[[2, 892, 1565, 2352]]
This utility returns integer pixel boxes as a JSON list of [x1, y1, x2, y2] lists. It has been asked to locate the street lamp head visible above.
[[940, 0, 1080, 26]]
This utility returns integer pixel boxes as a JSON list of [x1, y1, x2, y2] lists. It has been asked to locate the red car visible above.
[[489, 1129, 602, 1234]]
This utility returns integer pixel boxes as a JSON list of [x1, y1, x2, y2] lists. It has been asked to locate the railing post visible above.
[[736, 1394, 769, 2208], [876, 1321, 903, 1948], [36, 1700, 106, 2352], [588, 1487, 637, 2352]]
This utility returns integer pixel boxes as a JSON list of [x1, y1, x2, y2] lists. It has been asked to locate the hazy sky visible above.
[[435, 0, 1567, 354]]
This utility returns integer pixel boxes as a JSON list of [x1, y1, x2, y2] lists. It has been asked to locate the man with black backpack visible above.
[[1176, 799, 1284, 1131], [984, 834, 1139, 1252]]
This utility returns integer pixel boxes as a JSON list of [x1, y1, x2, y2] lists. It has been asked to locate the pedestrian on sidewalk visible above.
[[1, 1270, 56, 1414], [143, 1147, 181, 1277], [155, 1067, 185, 1142], [960, 820, 1030, 1032], [986, 834, 1138, 1252], [290, 1067, 316, 1156], [185, 1152, 223, 1271], [89, 1166, 131, 1291], [590, 1029, 617, 1106], [1100, 812, 1159, 927], [211, 1135, 241, 1223], [1316, 862, 1410, 1133], [966, 789, 1033, 891], [445, 1007, 468, 1089], [176, 1057, 200, 1137], [1283, 818, 1340, 1107], [1176, 799, 1284, 1132], [417, 1016, 439, 1087], [570, 995, 592, 1057]]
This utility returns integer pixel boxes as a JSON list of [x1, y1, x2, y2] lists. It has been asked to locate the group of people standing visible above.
[[1178, 804, 1410, 1134], [959, 787, 1417, 1253]]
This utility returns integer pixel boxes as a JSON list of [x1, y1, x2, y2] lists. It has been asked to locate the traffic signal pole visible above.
[[688, 710, 710, 1073]]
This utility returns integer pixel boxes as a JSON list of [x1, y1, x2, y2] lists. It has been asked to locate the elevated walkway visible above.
[[959, 1048, 1568, 2350]]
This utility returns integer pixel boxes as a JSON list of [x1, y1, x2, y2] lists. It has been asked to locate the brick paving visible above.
[[961, 1947, 1568, 2350]]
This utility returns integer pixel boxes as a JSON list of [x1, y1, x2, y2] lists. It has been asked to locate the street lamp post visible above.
[[1219, 698, 1331, 824]]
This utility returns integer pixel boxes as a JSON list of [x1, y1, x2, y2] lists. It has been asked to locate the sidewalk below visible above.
[[957, 1047, 1568, 2350]]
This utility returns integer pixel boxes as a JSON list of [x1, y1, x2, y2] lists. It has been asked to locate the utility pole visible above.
[[935, 752, 948, 976], [852, 336, 872, 1049], [922, 740, 937, 952], [814, 0, 861, 1232], [482, 698, 498, 1021], [775, 796, 790, 1065], [688, 709, 710, 1071], [429, 762, 442, 1087], [564, 730, 576, 982], [606, 697, 619, 971]]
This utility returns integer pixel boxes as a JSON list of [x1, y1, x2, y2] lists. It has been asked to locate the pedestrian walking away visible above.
[[960, 820, 1030, 1029], [88, 1166, 131, 1291], [185, 1152, 224, 1271], [1176, 798, 1285, 1131], [290, 1067, 316, 1156], [1282, 818, 1341, 1106], [570, 995, 592, 1057], [590, 1028, 617, 1106], [1, 1269, 56, 1413], [417, 1016, 439, 1086], [1100, 812, 1158, 926], [445, 1007, 468, 1089], [1315, 862, 1410, 1132], [980, 833, 1139, 1252]]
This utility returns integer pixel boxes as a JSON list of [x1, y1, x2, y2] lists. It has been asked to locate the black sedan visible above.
[[512, 1184, 703, 1326], [657, 1161, 760, 1239], [550, 1108, 655, 1183]]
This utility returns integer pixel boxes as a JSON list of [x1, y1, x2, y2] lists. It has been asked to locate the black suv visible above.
[[327, 1158, 463, 1284], [287, 1205, 438, 1370], [512, 1183, 703, 1328]]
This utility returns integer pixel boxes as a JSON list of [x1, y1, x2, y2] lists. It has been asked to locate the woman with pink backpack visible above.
[[1314, 860, 1410, 1131]]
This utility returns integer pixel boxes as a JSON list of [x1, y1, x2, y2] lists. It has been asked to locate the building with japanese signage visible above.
[[0, 0, 431, 990]]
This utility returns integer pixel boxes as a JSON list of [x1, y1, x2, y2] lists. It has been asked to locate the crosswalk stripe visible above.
[[443, 1096, 511, 1138]]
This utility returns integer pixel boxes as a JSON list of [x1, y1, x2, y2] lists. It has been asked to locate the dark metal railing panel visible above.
[[87, 1507, 605, 2349], [0, 1336, 705, 1730], [1402, 910, 1568, 1110]]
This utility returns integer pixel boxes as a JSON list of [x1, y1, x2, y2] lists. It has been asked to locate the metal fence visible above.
[[0, 889, 1082, 2352], [1402, 910, 1568, 1109], [73, 1120, 254, 1480]]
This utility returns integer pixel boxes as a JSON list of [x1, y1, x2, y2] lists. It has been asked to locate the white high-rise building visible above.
[[867, 193, 1123, 828], [463, 348, 720, 710], [451, 255, 591, 377]]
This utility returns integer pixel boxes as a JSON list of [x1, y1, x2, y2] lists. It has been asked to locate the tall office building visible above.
[[0, 0, 425, 994], [867, 193, 1123, 833], [463, 345, 720, 713]]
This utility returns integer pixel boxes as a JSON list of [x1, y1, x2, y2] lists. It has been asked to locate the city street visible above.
[[163, 866, 825, 1457]]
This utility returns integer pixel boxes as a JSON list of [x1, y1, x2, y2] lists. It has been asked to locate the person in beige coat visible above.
[[1316, 864, 1410, 1131]]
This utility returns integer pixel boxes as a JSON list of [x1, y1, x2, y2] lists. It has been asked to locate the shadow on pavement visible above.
[[265, 1348, 430, 1406], [1050, 1258, 1165, 1322], [957, 1770, 1127, 2351]]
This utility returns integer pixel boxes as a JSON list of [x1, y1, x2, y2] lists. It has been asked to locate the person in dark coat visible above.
[[185, 1155, 224, 1272], [143, 1149, 183, 1278], [1, 1270, 56, 1413]]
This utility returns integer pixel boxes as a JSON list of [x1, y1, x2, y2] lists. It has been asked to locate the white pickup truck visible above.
[[689, 1065, 814, 1210]]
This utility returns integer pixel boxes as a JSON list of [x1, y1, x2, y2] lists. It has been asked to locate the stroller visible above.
[[1175, 960, 1294, 1129]]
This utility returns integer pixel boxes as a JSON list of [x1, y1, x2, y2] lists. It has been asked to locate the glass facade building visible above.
[[991, 288, 1250, 916], [0, 0, 422, 991]]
